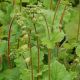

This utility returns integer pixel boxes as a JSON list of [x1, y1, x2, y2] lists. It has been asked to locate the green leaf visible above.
[[32, 46, 44, 67], [51, 60, 72, 80], [0, 40, 7, 55]]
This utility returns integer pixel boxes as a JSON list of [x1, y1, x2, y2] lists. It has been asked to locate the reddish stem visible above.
[[50, 0, 53, 10], [8, 16, 15, 68], [13, 0, 16, 6], [77, 11, 80, 42], [28, 30, 34, 80], [20, 0, 22, 12], [52, 0, 61, 31], [37, 36, 40, 80], [17, 38, 20, 49], [0, 55, 2, 65], [42, 15, 50, 39], [42, 15, 51, 80], [59, 5, 67, 32]]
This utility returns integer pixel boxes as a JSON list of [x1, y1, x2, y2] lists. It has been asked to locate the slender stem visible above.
[[17, 38, 20, 49], [33, 23, 37, 33], [13, 0, 16, 6], [50, 0, 53, 10], [0, 55, 2, 65], [42, 15, 50, 39], [42, 15, 51, 80], [8, 16, 15, 68], [28, 30, 34, 80], [37, 36, 40, 80], [77, 11, 80, 42], [1, 0, 3, 10], [52, 0, 61, 31], [33, 13, 37, 33], [42, 14, 51, 80], [48, 49, 51, 80], [59, 5, 67, 32], [20, 0, 22, 12]]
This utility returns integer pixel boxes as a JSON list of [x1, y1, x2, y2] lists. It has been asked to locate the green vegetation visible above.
[[0, 0, 80, 80]]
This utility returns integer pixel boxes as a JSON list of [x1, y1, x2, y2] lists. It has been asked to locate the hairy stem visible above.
[[28, 30, 34, 80], [8, 16, 15, 68], [59, 5, 67, 32]]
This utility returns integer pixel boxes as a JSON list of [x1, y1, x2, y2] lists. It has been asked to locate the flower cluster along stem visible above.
[[8, 16, 15, 68], [37, 36, 40, 80], [28, 30, 34, 80], [59, 5, 67, 32]]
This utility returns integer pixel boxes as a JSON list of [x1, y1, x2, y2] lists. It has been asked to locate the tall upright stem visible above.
[[39, 13, 51, 80], [8, 16, 15, 68], [42, 15, 51, 80], [0, 54, 2, 66], [17, 38, 20, 49], [20, 0, 22, 12], [28, 30, 34, 80], [50, 0, 53, 10], [52, 0, 61, 31], [13, 0, 16, 6], [48, 48, 51, 80], [37, 36, 40, 80], [77, 11, 80, 42], [33, 13, 37, 33], [59, 5, 67, 32], [42, 15, 50, 39]]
